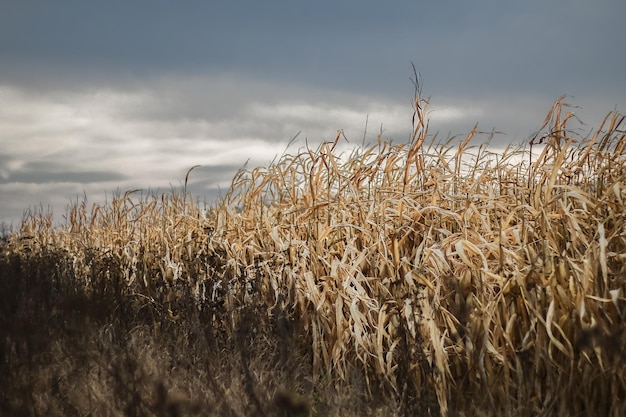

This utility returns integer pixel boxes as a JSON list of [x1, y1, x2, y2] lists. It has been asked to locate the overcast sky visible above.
[[1, 1, 625, 229]]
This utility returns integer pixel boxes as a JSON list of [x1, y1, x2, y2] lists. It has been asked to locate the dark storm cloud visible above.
[[1, 160, 127, 185], [0, 2, 431, 69], [1, 1, 416, 85], [2, 1, 624, 99]]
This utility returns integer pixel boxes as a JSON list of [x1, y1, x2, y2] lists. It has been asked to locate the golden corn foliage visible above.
[[4, 96, 626, 416]]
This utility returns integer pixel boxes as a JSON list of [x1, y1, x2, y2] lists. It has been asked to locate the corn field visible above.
[[1, 95, 626, 416]]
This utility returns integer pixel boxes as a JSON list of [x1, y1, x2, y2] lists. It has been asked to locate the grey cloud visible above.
[[0, 153, 11, 180], [183, 164, 248, 196], [4, 1, 621, 99], [0, 2, 435, 70], [2, 160, 128, 185]]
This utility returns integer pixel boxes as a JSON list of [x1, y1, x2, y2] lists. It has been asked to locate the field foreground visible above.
[[1, 97, 626, 416]]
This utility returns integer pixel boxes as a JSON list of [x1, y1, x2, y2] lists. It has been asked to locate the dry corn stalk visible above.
[[4, 96, 626, 416]]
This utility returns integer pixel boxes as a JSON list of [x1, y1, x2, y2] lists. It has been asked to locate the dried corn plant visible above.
[[2, 93, 626, 417]]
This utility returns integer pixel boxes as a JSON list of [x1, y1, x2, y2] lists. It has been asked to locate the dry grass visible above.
[[1, 92, 626, 416]]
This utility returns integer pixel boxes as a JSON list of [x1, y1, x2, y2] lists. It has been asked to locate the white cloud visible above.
[[429, 104, 484, 124]]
